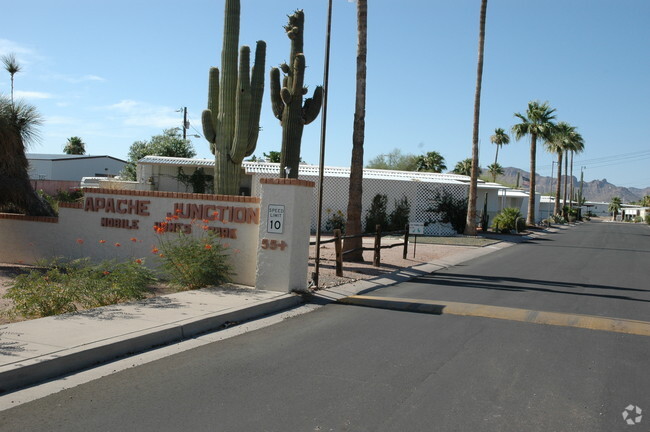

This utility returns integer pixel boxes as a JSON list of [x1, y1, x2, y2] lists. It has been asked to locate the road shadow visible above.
[[412, 272, 650, 304]]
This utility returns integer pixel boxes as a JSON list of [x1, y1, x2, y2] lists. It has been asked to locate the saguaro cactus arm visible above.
[[270, 67, 284, 121], [230, 46, 252, 164], [246, 40, 266, 156], [303, 85, 323, 125], [202, 67, 220, 145]]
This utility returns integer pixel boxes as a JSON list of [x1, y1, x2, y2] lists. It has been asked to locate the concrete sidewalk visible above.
[[0, 229, 544, 395], [0, 288, 301, 394]]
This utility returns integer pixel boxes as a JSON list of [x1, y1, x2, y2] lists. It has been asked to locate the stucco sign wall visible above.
[[0, 189, 261, 286]]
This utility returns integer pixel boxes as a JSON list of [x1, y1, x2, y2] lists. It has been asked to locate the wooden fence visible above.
[[311, 225, 412, 277]]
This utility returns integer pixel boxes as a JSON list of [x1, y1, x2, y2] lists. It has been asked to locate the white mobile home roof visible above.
[[137, 156, 506, 187]]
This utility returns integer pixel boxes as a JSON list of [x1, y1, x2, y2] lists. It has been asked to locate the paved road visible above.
[[1, 221, 648, 431]]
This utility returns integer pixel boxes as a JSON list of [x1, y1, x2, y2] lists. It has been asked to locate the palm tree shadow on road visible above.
[[412, 273, 650, 304]]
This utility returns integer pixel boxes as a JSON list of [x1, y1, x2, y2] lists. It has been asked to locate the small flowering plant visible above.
[[153, 213, 233, 290]]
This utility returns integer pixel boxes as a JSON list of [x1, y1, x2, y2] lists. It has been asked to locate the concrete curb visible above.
[[0, 294, 302, 394]]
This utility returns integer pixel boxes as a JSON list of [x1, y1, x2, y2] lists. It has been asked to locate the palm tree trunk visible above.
[[569, 151, 574, 209], [526, 134, 537, 226], [494, 144, 499, 166], [343, 0, 367, 262], [562, 151, 569, 217], [465, 0, 488, 236], [554, 152, 562, 215]]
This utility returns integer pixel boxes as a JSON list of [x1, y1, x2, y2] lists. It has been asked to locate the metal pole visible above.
[[182, 107, 188, 140], [550, 160, 555, 220], [313, 0, 333, 288]]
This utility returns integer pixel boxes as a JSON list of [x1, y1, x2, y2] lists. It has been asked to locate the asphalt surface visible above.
[[1, 221, 648, 431]]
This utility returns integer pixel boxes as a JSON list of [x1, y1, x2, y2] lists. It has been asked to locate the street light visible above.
[[312, 0, 333, 288]]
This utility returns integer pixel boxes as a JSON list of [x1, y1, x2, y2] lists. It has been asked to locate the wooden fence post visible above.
[[373, 224, 381, 267], [403, 223, 409, 259], [334, 229, 343, 277]]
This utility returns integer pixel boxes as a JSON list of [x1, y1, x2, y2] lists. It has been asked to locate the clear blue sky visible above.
[[3, 0, 649, 188]]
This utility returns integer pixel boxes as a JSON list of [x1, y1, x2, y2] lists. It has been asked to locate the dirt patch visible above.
[[307, 235, 481, 289]]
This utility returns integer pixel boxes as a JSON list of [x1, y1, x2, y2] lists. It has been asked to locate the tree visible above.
[[490, 128, 510, 167], [453, 158, 474, 176], [344, 0, 368, 262], [2, 54, 21, 105], [415, 151, 447, 173], [0, 96, 55, 216], [512, 101, 556, 226], [263, 151, 281, 163], [608, 196, 622, 221], [465, 0, 488, 236], [545, 122, 573, 216], [121, 129, 196, 181], [366, 149, 418, 171], [63, 136, 86, 155], [487, 162, 504, 182]]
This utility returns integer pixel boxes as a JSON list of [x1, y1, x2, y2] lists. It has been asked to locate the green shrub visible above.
[[74, 259, 156, 308], [492, 208, 525, 233], [324, 209, 346, 233], [389, 196, 410, 232], [156, 228, 233, 290], [5, 267, 78, 318], [633, 216, 643, 223], [365, 194, 389, 233], [4, 258, 155, 318], [646, 214, 650, 225], [426, 190, 468, 234], [54, 188, 84, 203]]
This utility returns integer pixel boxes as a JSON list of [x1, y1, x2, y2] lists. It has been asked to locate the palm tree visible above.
[[63, 136, 87, 155], [453, 158, 474, 176], [465, 0, 488, 236], [545, 122, 574, 216], [512, 101, 556, 226], [487, 162, 504, 182], [2, 54, 21, 105], [490, 128, 510, 167], [416, 151, 447, 173], [0, 96, 55, 216], [608, 196, 622, 221], [343, 0, 367, 262]]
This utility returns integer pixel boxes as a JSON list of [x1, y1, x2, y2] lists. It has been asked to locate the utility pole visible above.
[[182, 107, 188, 140], [578, 166, 585, 205]]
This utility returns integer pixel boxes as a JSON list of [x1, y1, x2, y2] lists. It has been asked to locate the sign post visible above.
[[408, 222, 424, 258]]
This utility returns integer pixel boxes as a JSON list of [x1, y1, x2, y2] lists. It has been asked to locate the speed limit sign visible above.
[[267, 204, 285, 234]]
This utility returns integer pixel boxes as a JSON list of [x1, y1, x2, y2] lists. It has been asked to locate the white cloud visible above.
[[105, 99, 180, 129], [0, 39, 34, 57], [52, 74, 106, 84], [14, 90, 54, 99], [45, 115, 77, 125]]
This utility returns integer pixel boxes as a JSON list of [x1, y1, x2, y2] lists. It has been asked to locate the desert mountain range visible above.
[[494, 167, 650, 204]]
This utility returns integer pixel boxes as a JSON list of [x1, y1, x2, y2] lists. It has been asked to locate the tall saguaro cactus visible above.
[[270, 9, 323, 179], [202, 0, 265, 195]]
